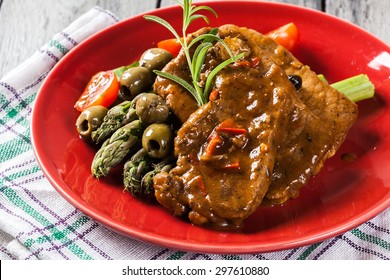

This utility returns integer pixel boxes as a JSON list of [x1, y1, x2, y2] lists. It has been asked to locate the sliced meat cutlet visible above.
[[219, 25, 358, 204], [153, 27, 335, 228], [154, 24, 358, 207], [154, 53, 297, 228]]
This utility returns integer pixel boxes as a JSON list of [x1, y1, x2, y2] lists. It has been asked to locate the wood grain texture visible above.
[[326, 0, 390, 44], [0, 0, 157, 77], [161, 0, 322, 10], [1, 0, 389, 78]]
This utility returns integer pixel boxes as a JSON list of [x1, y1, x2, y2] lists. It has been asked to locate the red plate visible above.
[[31, 1, 390, 254]]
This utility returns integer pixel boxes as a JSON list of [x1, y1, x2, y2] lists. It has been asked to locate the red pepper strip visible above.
[[234, 57, 260, 69], [196, 176, 207, 195], [234, 60, 252, 68], [251, 57, 260, 68], [216, 118, 235, 128], [222, 161, 240, 170], [216, 126, 247, 135], [205, 133, 223, 156], [216, 119, 247, 135], [209, 89, 219, 101]]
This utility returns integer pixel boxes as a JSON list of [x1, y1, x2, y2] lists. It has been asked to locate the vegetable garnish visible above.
[[91, 120, 142, 178], [222, 161, 241, 170], [144, 0, 245, 106], [157, 38, 182, 57], [123, 148, 174, 198], [205, 132, 223, 156], [91, 101, 137, 144], [318, 73, 375, 102], [74, 70, 119, 112], [266, 22, 299, 51], [216, 119, 247, 135], [203, 119, 247, 158], [330, 74, 375, 103], [209, 89, 219, 101]]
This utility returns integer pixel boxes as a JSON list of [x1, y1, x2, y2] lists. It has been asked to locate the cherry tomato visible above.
[[157, 38, 182, 57], [266, 22, 299, 51], [74, 70, 119, 111]]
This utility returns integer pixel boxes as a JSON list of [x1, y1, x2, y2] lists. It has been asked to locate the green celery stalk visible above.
[[317, 74, 328, 84], [330, 74, 375, 103]]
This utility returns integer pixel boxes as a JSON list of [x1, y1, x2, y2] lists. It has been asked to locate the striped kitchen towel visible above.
[[0, 6, 389, 260]]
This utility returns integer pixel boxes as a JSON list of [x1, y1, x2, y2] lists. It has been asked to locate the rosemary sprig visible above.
[[144, 0, 245, 106]]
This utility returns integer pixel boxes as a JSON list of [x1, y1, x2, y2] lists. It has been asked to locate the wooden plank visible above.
[[0, 0, 157, 77], [2, 0, 388, 78], [160, 0, 322, 10], [326, 0, 390, 44]]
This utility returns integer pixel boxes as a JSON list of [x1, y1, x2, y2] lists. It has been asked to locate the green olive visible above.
[[119, 66, 153, 100], [142, 123, 173, 159], [76, 105, 108, 141], [139, 48, 174, 71], [135, 93, 170, 125]]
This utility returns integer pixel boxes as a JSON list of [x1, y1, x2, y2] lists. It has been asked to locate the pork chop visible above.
[[154, 24, 358, 207], [154, 60, 296, 228], [222, 25, 358, 204]]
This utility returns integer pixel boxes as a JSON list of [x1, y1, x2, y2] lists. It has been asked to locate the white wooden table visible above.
[[0, 0, 389, 78]]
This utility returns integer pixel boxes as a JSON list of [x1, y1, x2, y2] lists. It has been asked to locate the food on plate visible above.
[[73, 0, 375, 229], [157, 38, 183, 57], [75, 105, 108, 141], [330, 74, 375, 102], [139, 48, 174, 71], [153, 23, 358, 227], [119, 66, 154, 100], [123, 148, 174, 198], [91, 101, 137, 144], [135, 93, 170, 125], [265, 22, 299, 51], [91, 120, 142, 178], [142, 123, 174, 159], [74, 70, 119, 112]]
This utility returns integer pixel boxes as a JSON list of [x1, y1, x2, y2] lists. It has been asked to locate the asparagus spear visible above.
[[123, 148, 153, 196], [91, 101, 137, 144], [141, 159, 174, 197], [123, 149, 174, 198], [91, 120, 142, 178]]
